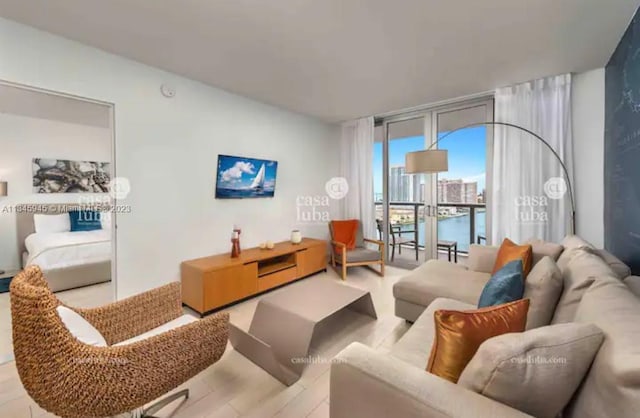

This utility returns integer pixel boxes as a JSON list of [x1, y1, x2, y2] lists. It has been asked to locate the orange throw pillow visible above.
[[331, 220, 359, 254], [493, 238, 533, 276], [427, 299, 529, 383]]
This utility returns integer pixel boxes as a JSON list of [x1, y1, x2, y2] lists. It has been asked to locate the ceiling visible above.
[[1, 0, 638, 123]]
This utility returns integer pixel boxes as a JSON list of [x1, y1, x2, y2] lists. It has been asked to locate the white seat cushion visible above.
[[56, 306, 107, 347], [114, 314, 197, 346]]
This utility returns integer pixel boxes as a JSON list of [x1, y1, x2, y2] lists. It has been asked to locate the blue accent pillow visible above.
[[69, 210, 102, 232], [478, 259, 525, 308]]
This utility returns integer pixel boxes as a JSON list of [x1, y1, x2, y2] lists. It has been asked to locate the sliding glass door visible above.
[[375, 98, 493, 268]]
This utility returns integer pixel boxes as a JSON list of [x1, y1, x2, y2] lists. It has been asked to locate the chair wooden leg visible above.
[[341, 263, 347, 281], [380, 261, 385, 276]]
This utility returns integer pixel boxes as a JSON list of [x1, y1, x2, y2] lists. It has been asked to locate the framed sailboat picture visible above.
[[215, 154, 278, 198]]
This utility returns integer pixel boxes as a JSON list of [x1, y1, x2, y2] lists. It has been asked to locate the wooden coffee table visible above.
[[229, 278, 377, 385]]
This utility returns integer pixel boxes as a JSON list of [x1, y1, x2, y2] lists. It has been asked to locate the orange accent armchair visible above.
[[329, 220, 385, 280]]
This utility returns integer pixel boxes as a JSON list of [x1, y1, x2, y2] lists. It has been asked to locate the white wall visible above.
[[0, 17, 340, 298], [0, 113, 111, 269], [572, 68, 605, 247]]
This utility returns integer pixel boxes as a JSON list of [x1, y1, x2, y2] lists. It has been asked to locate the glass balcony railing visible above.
[[374, 202, 486, 253]]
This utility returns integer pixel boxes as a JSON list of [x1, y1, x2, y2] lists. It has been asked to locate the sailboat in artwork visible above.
[[250, 164, 266, 191]]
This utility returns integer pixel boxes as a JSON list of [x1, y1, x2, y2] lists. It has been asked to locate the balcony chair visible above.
[[329, 220, 385, 280], [375, 219, 419, 262], [10, 265, 229, 418]]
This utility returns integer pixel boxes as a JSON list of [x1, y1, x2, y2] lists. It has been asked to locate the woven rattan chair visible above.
[[10, 265, 229, 418]]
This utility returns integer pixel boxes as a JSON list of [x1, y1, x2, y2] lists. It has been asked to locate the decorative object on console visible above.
[[477, 259, 524, 308], [427, 298, 529, 383], [215, 154, 278, 199], [266, 240, 275, 250], [231, 230, 240, 258], [291, 230, 302, 244], [233, 224, 241, 254], [32, 158, 111, 193], [405, 121, 577, 236], [493, 238, 533, 276]]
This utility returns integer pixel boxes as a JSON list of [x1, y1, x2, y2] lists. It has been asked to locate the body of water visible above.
[[397, 210, 486, 252]]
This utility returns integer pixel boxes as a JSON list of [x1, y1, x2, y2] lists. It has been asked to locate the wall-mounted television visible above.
[[215, 154, 278, 199]]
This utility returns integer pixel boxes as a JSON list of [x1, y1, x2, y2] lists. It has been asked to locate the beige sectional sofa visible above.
[[330, 236, 640, 418]]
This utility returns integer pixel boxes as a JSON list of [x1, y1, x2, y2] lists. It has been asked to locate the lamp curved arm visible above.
[[427, 121, 575, 234]]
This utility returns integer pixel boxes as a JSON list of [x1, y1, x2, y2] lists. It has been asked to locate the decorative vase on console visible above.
[[231, 229, 241, 258], [233, 225, 242, 254], [291, 230, 302, 244]]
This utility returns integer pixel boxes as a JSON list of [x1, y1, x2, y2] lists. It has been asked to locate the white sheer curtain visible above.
[[491, 74, 574, 244], [340, 117, 375, 239]]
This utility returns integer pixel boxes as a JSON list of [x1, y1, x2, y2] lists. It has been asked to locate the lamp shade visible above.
[[405, 150, 449, 174], [0, 181, 6, 197]]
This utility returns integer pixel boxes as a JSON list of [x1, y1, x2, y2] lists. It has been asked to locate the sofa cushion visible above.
[[478, 260, 524, 308], [341, 248, 381, 263], [114, 314, 197, 346], [427, 299, 529, 383], [565, 276, 640, 418], [459, 323, 603, 418], [523, 256, 563, 330], [56, 306, 107, 347], [624, 276, 640, 297], [525, 238, 564, 265], [391, 298, 475, 369], [492, 239, 533, 277], [593, 249, 631, 279], [561, 235, 595, 251], [467, 245, 499, 274], [393, 260, 490, 308], [551, 249, 615, 324]]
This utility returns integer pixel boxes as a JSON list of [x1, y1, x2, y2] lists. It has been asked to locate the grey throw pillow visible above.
[[523, 256, 563, 330], [525, 238, 564, 266], [458, 323, 604, 418]]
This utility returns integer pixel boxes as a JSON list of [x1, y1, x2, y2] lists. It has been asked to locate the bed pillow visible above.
[[56, 306, 107, 347], [69, 210, 102, 232], [33, 213, 71, 233]]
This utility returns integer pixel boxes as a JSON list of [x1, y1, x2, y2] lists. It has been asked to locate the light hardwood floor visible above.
[[0, 266, 412, 418]]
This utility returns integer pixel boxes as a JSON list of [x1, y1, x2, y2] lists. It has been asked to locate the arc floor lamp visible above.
[[404, 121, 576, 236]]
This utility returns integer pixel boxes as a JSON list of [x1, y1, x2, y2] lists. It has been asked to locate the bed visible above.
[[16, 204, 112, 292]]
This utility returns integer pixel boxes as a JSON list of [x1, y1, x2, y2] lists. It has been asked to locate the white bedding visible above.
[[25, 229, 111, 270]]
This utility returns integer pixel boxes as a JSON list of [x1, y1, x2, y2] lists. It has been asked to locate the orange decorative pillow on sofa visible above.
[[426, 299, 530, 383], [493, 238, 533, 276]]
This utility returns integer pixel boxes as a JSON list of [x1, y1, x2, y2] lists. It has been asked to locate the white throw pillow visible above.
[[34, 213, 71, 234], [100, 211, 112, 230], [523, 256, 563, 330], [458, 323, 604, 418], [56, 306, 107, 347]]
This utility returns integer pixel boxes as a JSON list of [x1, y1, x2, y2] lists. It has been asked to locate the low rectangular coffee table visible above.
[[229, 278, 377, 385]]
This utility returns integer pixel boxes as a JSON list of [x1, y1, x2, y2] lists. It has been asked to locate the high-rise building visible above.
[[438, 179, 478, 204], [389, 166, 422, 202]]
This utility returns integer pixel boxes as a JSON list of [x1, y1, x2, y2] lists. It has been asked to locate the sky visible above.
[[373, 126, 487, 196], [217, 155, 278, 190]]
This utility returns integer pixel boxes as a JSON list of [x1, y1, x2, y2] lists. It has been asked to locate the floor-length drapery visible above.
[[340, 117, 375, 239], [491, 74, 574, 244]]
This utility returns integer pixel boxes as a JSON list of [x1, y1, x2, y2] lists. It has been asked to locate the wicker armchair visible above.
[[10, 266, 229, 418]]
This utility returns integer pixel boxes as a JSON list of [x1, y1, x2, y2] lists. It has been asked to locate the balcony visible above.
[[374, 201, 486, 268]]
